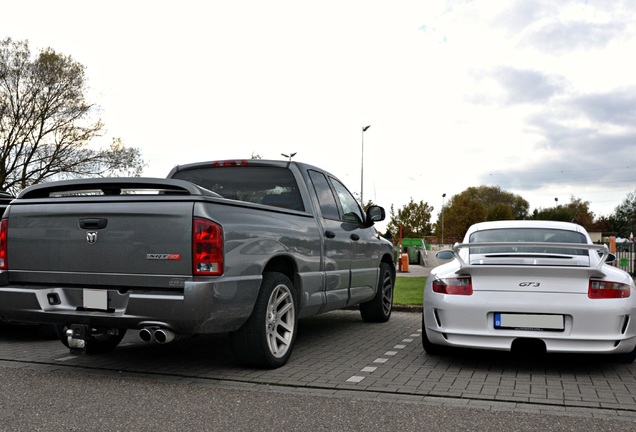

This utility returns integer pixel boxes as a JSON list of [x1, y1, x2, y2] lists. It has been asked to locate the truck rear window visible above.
[[171, 166, 304, 211]]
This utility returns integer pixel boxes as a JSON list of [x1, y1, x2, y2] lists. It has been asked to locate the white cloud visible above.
[[2, 0, 636, 229]]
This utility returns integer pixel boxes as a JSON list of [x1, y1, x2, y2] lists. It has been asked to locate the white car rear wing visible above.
[[448, 242, 612, 278]]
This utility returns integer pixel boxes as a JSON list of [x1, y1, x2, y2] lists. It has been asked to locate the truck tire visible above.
[[360, 262, 394, 323], [54, 325, 127, 354], [229, 272, 298, 368]]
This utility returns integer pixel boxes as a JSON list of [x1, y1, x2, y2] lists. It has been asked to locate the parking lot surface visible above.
[[1, 304, 636, 423]]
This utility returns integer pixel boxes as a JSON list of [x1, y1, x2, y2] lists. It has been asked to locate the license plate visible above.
[[83, 289, 108, 310], [494, 313, 564, 331]]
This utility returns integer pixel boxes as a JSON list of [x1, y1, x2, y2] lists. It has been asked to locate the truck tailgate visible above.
[[6, 200, 194, 285]]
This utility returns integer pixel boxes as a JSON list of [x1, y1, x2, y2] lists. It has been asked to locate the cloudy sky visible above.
[[2, 0, 636, 230]]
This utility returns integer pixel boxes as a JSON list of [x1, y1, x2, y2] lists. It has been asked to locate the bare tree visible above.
[[0, 37, 144, 194]]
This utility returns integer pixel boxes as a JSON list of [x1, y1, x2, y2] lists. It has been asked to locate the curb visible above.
[[393, 304, 422, 313]]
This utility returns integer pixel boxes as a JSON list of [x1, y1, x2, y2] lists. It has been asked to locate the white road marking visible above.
[[345, 324, 423, 383]]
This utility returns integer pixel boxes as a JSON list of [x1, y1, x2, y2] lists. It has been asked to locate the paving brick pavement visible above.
[[2, 308, 636, 422]]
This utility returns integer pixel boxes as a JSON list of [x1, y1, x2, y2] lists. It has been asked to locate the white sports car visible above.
[[422, 220, 636, 362]]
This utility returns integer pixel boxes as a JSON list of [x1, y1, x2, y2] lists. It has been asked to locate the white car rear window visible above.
[[469, 228, 588, 256]]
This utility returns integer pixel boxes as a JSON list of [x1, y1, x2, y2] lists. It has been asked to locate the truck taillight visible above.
[[0, 219, 7, 270], [588, 280, 631, 299], [212, 160, 248, 167], [193, 218, 223, 276], [432, 276, 473, 295]]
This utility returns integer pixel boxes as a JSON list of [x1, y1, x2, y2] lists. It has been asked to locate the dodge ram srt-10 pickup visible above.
[[0, 159, 395, 368]]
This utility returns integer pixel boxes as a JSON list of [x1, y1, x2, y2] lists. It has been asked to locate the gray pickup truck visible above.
[[0, 159, 395, 368]]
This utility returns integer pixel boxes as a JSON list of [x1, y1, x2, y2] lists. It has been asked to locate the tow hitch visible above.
[[62, 325, 124, 355], [66, 324, 90, 355]]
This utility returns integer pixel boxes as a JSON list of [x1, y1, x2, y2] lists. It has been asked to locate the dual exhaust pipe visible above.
[[139, 327, 176, 344]]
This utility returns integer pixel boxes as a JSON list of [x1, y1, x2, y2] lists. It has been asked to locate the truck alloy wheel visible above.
[[230, 272, 298, 368], [360, 262, 394, 323]]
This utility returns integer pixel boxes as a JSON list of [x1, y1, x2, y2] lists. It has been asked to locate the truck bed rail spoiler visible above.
[[17, 178, 221, 199]]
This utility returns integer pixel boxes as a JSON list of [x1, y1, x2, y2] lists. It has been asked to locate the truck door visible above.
[[308, 171, 380, 309], [328, 178, 379, 305], [308, 170, 352, 310]]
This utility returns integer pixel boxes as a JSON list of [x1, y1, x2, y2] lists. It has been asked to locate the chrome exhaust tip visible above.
[[153, 328, 176, 344], [139, 328, 154, 343]]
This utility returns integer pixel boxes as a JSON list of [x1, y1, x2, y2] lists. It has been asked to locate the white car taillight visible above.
[[192, 218, 223, 276], [588, 280, 631, 299], [432, 276, 473, 295]]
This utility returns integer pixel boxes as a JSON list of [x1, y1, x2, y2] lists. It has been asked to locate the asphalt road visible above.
[[0, 255, 635, 431], [1, 302, 636, 431], [0, 364, 634, 432]]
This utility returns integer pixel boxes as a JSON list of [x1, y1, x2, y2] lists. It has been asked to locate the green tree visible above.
[[488, 202, 515, 220], [589, 214, 619, 236], [530, 197, 595, 228], [458, 186, 529, 219], [387, 198, 433, 239], [0, 37, 144, 194], [435, 186, 529, 242], [438, 195, 488, 243], [612, 190, 636, 237]]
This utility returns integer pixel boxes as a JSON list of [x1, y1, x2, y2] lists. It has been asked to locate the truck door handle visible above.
[[350, 234, 360, 241], [79, 218, 108, 230], [324, 230, 336, 238]]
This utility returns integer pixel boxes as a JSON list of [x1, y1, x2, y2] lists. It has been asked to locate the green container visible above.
[[401, 238, 423, 247], [404, 247, 417, 264]]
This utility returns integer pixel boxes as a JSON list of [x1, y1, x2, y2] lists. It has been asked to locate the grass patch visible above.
[[394, 276, 426, 306]]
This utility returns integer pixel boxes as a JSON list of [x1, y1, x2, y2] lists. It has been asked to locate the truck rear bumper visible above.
[[0, 276, 262, 335]]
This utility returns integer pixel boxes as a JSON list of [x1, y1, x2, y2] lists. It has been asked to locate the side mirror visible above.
[[365, 205, 385, 225], [436, 250, 455, 260]]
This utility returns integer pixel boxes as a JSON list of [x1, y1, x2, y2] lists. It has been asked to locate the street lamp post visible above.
[[441, 193, 446, 245], [361, 125, 370, 204], [281, 152, 297, 161]]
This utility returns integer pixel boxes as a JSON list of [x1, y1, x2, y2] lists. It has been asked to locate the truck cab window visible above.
[[308, 170, 340, 220], [330, 178, 364, 225]]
